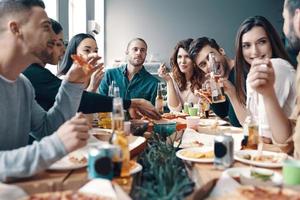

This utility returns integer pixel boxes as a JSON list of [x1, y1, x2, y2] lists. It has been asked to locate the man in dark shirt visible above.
[[99, 38, 160, 105], [23, 19, 160, 119], [188, 37, 240, 126]]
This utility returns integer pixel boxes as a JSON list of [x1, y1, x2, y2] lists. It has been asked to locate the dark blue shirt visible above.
[[99, 65, 159, 105]]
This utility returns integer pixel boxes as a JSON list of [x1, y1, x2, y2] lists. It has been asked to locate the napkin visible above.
[[79, 178, 131, 200], [208, 171, 240, 198], [180, 128, 243, 151]]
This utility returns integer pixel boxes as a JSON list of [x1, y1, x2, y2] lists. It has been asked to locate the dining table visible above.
[[6, 113, 299, 199]]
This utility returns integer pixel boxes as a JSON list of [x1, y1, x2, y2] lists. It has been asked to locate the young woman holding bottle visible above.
[[158, 39, 205, 112], [225, 16, 296, 142]]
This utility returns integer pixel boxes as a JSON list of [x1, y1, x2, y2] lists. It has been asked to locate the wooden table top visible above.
[[6, 119, 288, 198]]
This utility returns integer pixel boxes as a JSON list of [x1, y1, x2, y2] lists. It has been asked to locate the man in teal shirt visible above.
[[99, 38, 159, 105]]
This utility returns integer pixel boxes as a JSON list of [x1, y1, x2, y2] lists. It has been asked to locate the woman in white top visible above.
[[158, 39, 205, 112], [225, 16, 296, 142]]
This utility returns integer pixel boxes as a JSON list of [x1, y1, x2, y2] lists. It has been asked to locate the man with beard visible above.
[[188, 37, 238, 126], [246, 0, 300, 158], [99, 38, 159, 105]]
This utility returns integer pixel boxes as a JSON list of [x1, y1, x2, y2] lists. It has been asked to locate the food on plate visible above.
[[212, 186, 300, 200], [238, 186, 300, 199], [175, 140, 204, 148], [71, 54, 93, 74], [209, 118, 219, 130], [23, 190, 113, 200], [162, 112, 188, 119], [180, 150, 214, 159], [240, 153, 288, 163], [68, 151, 87, 165], [250, 168, 274, 181]]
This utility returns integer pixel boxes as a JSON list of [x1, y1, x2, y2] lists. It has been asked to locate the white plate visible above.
[[198, 118, 228, 126], [234, 150, 291, 168], [48, 155, 87, 170], [48, 147, 89, 170], [130, 163, 143, 174], [176, 146, 214, 163], [224, 167, 283, 185]]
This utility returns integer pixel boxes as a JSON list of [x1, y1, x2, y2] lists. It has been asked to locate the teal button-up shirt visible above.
[[99, 64, 159, 105]]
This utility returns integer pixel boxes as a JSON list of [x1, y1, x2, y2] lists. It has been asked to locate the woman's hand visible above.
[[86, 65, 105, 92], [158, 63, 171, 82], [247, 58, 275, 96], [66, 53, 102, 84]]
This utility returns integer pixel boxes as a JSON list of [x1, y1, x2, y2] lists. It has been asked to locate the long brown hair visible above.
[[235, 16, 292, 105], [170, 39, 204, 92]]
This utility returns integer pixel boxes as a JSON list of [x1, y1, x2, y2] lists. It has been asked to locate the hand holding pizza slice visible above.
[[65, 53, 103, 84]]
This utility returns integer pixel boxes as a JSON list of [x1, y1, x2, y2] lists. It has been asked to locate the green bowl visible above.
[[153, 121, 177, 137]]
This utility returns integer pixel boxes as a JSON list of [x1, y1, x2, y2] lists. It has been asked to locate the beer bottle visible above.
[[209, 73, 226, 103], [111, 93, 130, 178], [208, 53, 225, 103], [242, 94, 259, 149], [98, 81, 117, 129], [155, 82, 164, 114]]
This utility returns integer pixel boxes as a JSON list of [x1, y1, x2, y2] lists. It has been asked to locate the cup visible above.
[[188, 107, 198, 116], [186, 116, 200, 130], [283, 159, 300, 185], [183, 102, 190, 114]]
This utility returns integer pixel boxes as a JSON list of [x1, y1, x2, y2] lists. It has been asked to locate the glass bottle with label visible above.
[[242, 94, 259, 149], [209, 72, 226, 103], [155, 82, 164, 114], [208, 53, 226, 103], [111, 93, 130, 178], [98, 81, 117, 129]]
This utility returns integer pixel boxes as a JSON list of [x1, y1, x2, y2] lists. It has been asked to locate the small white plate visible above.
[[48, 147, 89, 170], [48, 156, 87, 171], [176, 146, 214, 163], [224, 167, 283, 185], [234, 150, 292, 168], [198, 118, 228, 126]]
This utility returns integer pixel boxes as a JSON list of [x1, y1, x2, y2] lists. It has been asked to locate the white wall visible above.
[[105, 0, 284, 67]]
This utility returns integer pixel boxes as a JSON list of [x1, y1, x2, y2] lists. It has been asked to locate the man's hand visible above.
[[56, 113, 90, 153], [247, 58, 275, 96], [65, 53, 103, 84], [129, 99, 161, 120]]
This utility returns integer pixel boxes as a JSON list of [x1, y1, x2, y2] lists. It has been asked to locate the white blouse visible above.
[[246, 58, 296, 139], [167, 73, 199, 112]]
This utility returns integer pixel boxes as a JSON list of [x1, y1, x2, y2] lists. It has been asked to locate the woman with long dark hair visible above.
[[158, 39, 205, 111], [58, 33, 104, 92], [227, 16, 296, 141]]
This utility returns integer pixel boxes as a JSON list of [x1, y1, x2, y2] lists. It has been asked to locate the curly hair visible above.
[[170, 39, 205, 92]]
